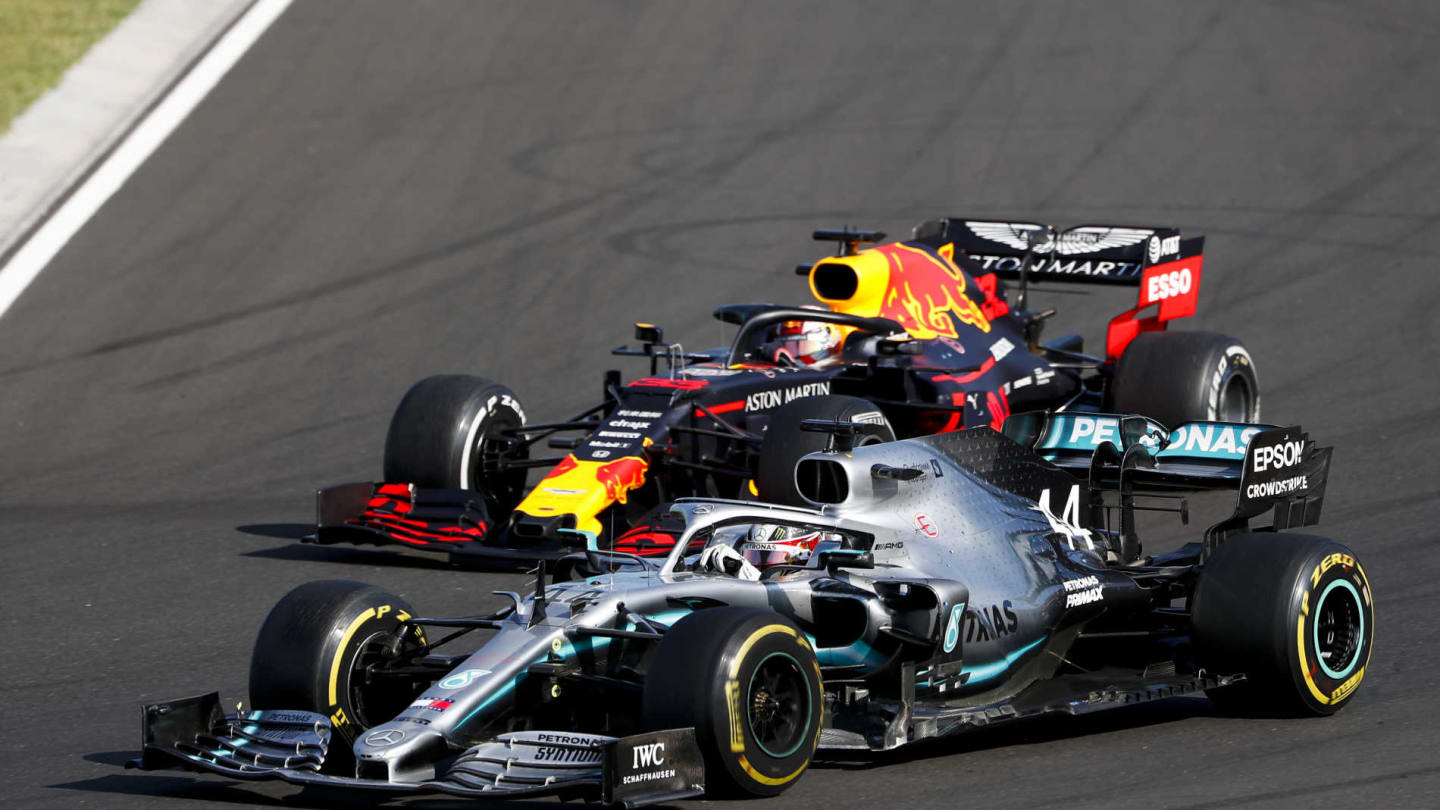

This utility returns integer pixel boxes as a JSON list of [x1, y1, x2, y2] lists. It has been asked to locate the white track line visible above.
[[0, 0, 294, 320]]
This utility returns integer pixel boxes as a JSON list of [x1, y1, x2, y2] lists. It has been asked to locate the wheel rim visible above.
[[467, 413, 527, 513], [1217, 372, 1253, 422], [347, 631, 414, 729], [1313, 579, 1364, 680], [746, 652, 812, 759]]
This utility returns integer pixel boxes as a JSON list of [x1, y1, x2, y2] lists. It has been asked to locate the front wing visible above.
[[128, 692, 705, 807], [310, 482, 582, 564], [311, 482, 686, 563]]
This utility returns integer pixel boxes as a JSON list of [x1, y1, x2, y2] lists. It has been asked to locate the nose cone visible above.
[[353, 725, 449, 782]]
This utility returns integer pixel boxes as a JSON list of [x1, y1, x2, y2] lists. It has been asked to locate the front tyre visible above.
[[249, 581, 424, 753], [644, 608, 823, 798], [1192, 533, 1374, 716], [382, 375, 528, 514], [1109, 332, 1259, 428]]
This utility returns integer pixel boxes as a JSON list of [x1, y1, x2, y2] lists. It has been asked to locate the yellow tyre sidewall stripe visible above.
[[740, 753, 811, 786], [1296, 560, 1372, 707], [328, 607, 379, 707], [722, 623, 818, 788], [727, 624, 796, 680]]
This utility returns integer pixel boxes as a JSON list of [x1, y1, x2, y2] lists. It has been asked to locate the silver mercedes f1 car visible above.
[[130, 412, 1372, 804]]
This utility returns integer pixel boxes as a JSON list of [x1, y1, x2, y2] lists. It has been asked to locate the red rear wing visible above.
[[911, 218, 1204, 359], [1107, 248, 1204, 359]]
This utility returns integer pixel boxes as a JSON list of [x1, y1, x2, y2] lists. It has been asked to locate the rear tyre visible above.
[[1109, 332, 1259, 428], [756, 395, 893, 506], [644, 607, 823, 798], [1191, 533, 1374, 716], [249, 581, 424, 764], [383, 375, 528, 514]]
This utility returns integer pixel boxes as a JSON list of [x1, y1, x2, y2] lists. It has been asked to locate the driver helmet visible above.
[[759, 307, 842, 367], [743, 524, 827, 570]]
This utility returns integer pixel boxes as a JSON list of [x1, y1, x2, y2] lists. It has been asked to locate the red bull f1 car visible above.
[[131, 413, 1369, 803], [310, 218, 1261, 564]]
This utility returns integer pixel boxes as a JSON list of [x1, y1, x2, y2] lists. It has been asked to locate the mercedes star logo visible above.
[[364, 728, 406, 746]]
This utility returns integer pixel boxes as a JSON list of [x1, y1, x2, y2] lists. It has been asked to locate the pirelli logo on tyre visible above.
[[726, 680, 745, 752], [1295, 554, 1373, 708], [327, 604, 409, 734], [722, 622, 819, 789], [725, 624, 795, 753]]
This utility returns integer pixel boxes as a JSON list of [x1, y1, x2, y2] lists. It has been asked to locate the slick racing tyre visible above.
[[1192, 533, 1374, 716], [644, 607, 823, 798], [1108, 332, 1259, 428], [756, 395, 893, 506], [383, 375, 528, 513], [249, 581, 426, 764]]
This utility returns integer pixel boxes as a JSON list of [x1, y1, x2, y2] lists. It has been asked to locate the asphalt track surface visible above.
[[3, 1, 1439, 807]]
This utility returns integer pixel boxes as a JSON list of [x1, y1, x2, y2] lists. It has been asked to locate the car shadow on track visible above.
[[56, 758, 554, 808], [237, 541, 458, 571], [235, 525, 536, 573], [813, 697, 1232, 771], [236, 523, 458, 569], [235, 523, 314, 539]]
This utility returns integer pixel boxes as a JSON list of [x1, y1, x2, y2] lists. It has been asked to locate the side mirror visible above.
[[876, 338, 923, 356], [871, 463, 923, 481], [817, 550, 874, 570], [634, 322, 664, 345], [557, 529, 591, 550], [799, 418, 890, 452]]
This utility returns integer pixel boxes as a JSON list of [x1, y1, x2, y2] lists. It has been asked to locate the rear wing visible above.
[[912, 218, 1205, 358], [1004, 412, 1332, 540], [1008, 412, 1264, 485], [912, 218, 1200, 286]]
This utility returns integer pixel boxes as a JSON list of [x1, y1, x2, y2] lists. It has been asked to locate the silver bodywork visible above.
[[140, 418, 1302, 798], [353, 429, 1131, 777]]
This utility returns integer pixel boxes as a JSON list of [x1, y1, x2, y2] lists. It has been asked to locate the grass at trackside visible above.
[[0, 0, 143, 133]]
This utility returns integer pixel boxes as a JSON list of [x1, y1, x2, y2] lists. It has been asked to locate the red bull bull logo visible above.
[[875, 243, 991, 339], [595, 456, 648, 504], [810, 242, 992, 340], [514, 451, 652, 537]]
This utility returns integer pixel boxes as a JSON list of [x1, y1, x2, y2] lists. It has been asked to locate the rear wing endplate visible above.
[[1227, 425, 1332, 530]]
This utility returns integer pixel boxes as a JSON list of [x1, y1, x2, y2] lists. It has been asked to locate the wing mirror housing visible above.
[[877, 338, 923, 356], [817, 550, 874, 570]]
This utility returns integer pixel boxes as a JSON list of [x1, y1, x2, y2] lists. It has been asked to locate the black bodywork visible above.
[[311, 220, 1208, 564]]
